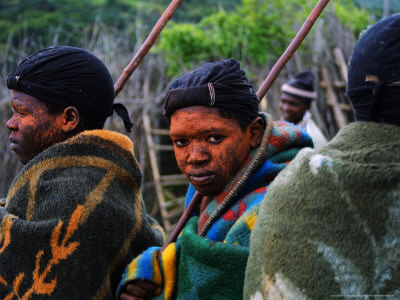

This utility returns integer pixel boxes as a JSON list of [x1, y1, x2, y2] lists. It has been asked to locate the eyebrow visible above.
[[170, 127, 229, 138], [12, 101, 30, 111]]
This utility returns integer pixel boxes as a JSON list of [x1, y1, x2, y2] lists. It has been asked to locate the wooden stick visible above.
[[114, 0, 184, 98], [158, 192, 203, 257], [321, 67, 347, 128], [158, 0, 330, 256], [256, 0, 330, 101]]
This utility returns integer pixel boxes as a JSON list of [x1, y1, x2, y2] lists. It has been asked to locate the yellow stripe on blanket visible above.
[[80, 129, 134, 153], [152, 251, 162, 286], [161, 243, 177, 300], [243, 208, 258, 231]]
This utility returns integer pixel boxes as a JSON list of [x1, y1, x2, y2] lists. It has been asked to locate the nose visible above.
[[187, 144, 210, 165], [6, 115, 17, 131], [279, 101, 288, 111]]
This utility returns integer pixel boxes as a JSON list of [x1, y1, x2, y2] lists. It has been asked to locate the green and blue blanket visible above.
[[118, 114, 313, 299]]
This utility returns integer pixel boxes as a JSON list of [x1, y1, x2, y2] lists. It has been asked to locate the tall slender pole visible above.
[[159, 192, 203, 255], [256, 0, 330, 101], [383, 0, 390, 18], [114, 0, 184, 98]]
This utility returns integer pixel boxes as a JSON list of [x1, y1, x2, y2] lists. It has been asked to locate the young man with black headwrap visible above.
[[279, 70, 328, 148], [244, 14, 400, 299], [117, 59, 313, 299], [0, 46, 163, 299]]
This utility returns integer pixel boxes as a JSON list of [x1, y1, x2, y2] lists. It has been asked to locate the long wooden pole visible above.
[[159, 192, 203, 254], [256, 0, 330, 101], [158, 0, 330, 257], [114, 0, 184, 98]]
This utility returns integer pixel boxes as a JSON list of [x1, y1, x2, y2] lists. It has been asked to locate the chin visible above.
[[194, 186, 222, 197]]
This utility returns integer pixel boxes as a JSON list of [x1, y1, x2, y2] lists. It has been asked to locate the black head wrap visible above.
[[163, 59, 259, 121], [281, 70, 317, 105], [7, 46, 133, 131], [346, 14, 400, 125]]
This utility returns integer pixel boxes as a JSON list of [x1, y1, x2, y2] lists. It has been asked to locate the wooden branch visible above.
[[256, 0, 330, 101], [320, 80, 346, 89], [321, 67, 347, 128], [333, 47, 348, 86], [114, 0, 184, 98], [158, 192, 203, 259]]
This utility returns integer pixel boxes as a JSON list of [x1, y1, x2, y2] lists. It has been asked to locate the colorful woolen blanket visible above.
[[244, 122, 400, 299], [0, 130, 164, 300], [117, 113, 313, 299]]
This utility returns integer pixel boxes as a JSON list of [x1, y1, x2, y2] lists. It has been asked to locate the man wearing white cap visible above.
[[280, 70, 328, 148]]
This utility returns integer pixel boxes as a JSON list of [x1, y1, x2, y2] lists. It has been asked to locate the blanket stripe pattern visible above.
[[117, 114, 313, 299], [0, 130, 163, 300]]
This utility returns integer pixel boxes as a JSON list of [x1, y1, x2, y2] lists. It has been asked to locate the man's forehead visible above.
[[280, 93, 304, 104], [11, 90, 42, 106], [170, 125, 230, 136], [170, 117, 239, 136]]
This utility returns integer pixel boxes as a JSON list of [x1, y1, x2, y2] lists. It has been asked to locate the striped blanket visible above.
[[0, 130, 163, 299]]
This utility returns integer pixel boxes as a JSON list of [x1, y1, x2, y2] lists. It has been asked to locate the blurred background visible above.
[[0, 0, 398, 229]]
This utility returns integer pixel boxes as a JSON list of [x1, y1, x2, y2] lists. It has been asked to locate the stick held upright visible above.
[[114, 0, 185, 98], [256, 0, 330, 101]]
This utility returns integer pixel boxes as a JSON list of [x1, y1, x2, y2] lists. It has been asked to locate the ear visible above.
[[61, 106, 80, 133], [248, 116, 265, 149]]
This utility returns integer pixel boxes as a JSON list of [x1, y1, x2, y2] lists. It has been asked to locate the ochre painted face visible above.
[[6, 90, 66, 164], [279, 93, 309, 124], [170, 106, 260, 197]]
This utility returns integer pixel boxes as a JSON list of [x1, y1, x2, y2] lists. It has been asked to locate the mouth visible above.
[[9, 137, 18, 151], [188, 172, 215, 186]]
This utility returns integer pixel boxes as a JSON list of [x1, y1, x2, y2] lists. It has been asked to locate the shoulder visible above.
[[260, 145, 339, 219]]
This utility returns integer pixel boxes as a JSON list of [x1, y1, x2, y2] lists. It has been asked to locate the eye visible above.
[[207, 135, 224, 144], [174, 139, 189, 147], [12, 105, 27, 117]]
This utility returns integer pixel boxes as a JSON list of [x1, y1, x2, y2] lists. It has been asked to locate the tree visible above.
[[156, 0, 372, 78]]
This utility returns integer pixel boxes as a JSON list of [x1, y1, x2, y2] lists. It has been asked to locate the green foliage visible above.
[[0, 0, 384, 78], [0, 0, 139, 51], [156, 0, 314, 77], [155, 0, 376, 78], [0, 0, 242, 52], [334, 0, 374, 34], [155, 22, 212, 75], [353, 0, 400, 16], [157, 0, 240, 22]]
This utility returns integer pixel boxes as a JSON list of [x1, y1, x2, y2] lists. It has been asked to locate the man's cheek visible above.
[[175, 156, 187, 174]]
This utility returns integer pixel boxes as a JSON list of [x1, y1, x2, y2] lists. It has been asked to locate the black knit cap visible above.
[[163, 59, 259, 121], [346, 14, 400, 125], [281, 70, 317, 104], [7, 46, 133, 131]]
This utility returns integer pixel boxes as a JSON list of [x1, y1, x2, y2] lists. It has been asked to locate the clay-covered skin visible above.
[[170, 106, 263, 197], [6, 90, 67, 165], [279, 93, 309, 124]]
